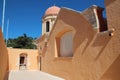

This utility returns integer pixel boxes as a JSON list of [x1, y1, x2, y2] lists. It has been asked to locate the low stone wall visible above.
[[8, 48, 39, 70]]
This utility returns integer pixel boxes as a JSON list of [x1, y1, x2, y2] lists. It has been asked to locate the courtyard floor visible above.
[[7, 70, 64, 80]]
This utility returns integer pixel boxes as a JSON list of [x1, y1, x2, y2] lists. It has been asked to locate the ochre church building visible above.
[[0, 0, 120, 80], [37, 0, 120, 80]]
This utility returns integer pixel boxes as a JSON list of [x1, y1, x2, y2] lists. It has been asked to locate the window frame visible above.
[[46, 21, 50, 32], [55, 30, 74, 57]]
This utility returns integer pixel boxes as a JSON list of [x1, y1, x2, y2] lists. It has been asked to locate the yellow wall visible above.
[[0, 29, 8, 80], [8, 48, 39, 70], [40, 0, 120, 80]]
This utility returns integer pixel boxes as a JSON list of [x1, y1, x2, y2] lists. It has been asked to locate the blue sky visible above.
[[0, 0, 105, 39]]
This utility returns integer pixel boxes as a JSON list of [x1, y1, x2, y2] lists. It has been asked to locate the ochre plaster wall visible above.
[[8, 48, 39, 70], [41, 1, 120, 80], [100, 0, 120, 80], [0, 29, 8, 80]]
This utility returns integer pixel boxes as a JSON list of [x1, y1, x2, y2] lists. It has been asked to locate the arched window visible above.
[[59, 31, 73, 57], [46, 21, 50, 32], [19, 53, 27, 70]]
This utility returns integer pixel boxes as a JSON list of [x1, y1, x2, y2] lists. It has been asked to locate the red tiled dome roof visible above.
[[45, 6, 60, 15]]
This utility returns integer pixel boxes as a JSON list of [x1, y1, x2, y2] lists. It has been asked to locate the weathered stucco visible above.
[[0, 29, 8, 80], [0, 0, 119, 80], [8, 48, 39, 70], [39, 0, 120, 80], [101, 0, 120, 79]]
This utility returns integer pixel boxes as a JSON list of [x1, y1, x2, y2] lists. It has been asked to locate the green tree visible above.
[[6, 33, 37, 49]]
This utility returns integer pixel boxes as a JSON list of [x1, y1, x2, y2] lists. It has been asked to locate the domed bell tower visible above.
[[42, 6, 60, 36]]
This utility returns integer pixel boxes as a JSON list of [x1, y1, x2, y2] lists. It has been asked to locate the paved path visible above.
[[8, 70, 64, 80]]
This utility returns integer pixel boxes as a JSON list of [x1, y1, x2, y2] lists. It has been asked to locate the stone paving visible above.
[[8, 70, 64, 80]]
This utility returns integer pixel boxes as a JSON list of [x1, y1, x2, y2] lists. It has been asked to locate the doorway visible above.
[[19, 53, 27, 70]]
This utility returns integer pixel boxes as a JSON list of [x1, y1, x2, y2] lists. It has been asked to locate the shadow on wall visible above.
[[59, 9, 96, 55], [3, 51, 9, 80], [74, 23, 95, 55], [92, 32, 111, 60], [100, 55, 120, 80], [4, 49, 9, 80], [0, 28, 9, 80], [4, 72, 9, 80]]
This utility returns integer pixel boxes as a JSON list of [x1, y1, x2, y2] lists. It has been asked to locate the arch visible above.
[[19, 53, 27, 70], [55, 30, 73, 57]]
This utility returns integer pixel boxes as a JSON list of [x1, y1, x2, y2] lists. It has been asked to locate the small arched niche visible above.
[[55, 30, 73, 57]]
